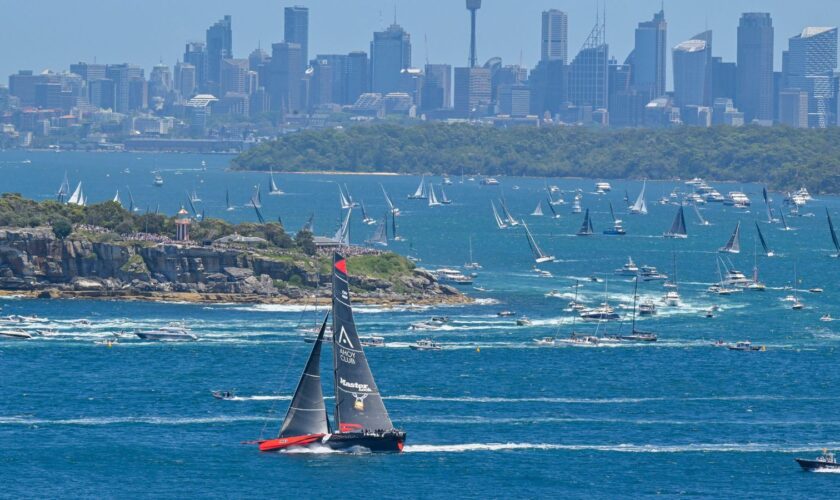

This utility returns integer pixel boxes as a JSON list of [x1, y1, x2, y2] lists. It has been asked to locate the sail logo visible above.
[[340, 378, 370, 392], [337, 326, 354, 348], [352, 393, 368, 411]]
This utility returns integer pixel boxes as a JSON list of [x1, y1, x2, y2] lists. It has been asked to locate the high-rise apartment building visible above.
[[736, 13, 774, 123], [285, 6, 309, 75], [371, 24, 411, 95], [541, 10, 568, 63]]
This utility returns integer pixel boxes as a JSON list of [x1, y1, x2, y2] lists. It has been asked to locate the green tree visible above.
[[52, 217, 73, 239], [295, 229, 316, 256]]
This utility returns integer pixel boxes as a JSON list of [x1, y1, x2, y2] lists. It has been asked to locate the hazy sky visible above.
[[1, 0, 838, 90]]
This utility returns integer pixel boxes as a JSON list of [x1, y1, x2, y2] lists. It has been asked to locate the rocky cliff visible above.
[[0, 227, 465, 305]]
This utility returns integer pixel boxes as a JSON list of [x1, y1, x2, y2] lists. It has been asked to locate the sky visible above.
[[1, 0, 839, 90]]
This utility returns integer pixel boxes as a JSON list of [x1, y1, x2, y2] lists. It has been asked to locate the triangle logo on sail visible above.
[[335, 259, 347, 274], [337, 325, 354, 348]]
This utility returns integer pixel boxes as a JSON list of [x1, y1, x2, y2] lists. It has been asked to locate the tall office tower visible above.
[[285, 6, 309, 75], [88, 79, 115, 109], [148, 64, 172, 100], [310, 54, 348, 106], [69, 62, 106, 82], [128, 77, 148, 111], [529, 59, 567, 117], [568, 20, 609, 109], [106, 64, 144, 113], [174, 62, 197, 99], [541, 9, 568, 63], [627, 9, 666, 100], [184, 42, 207, 92], [778, 89, 809, 127], [737, 13, 774, 122], [608, 59, 643, 127], [454, 67, 491, 116], [371, 24, 411, 94], [672, 31, 713, 107], [268, 42, 303, 113], [346, 51, 370, 104], [466, 0, 481, 67], [206, 15, 233, 94], [711, 57, 737, 100], [8, 70, 40, 106], [785, 27, 838, 127], [422, 64, 452, 110], [489, 63, 526, 103], [248, 48, 270, 71], [498, 84, 530, 116], [221, 59, 249, 95]]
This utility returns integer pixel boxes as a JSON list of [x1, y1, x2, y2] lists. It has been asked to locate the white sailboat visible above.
[[339, 185, 353, 209], [693, 203, 710, 226], [380, 183, 400, 215], [719, 221, 741, 254], [333, 208, 352, 245], [464, 235, 482, 270], [491, 201, 508, 229], [531, 201, 544, 216], [629, 181, 648, 215], [113, 189, 121, 206], [428, 184, 442, 207], [251, 184, 262, 208], [440, 186, 452, 205], [360, 201, 376, 225], [523, 222, 555, 263], [366, 219, 388, 247], [499, 199, 520, 226], [408, 176, 427, 199], [268, 168, 283, 195], [67, 182, 85, 206], [56, 172, 70, 202]]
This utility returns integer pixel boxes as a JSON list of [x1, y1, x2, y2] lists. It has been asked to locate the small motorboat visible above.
[[516, 317, 533, 326], [809, 288, 824, 293], [619, 330, 657, 342], [409, 338, 442, 351], [638, 301, 657, 315], [212, 390, 236, 400], [136, 323, 198, 341], [497, 310, 516, 317], [796, 450, 840, 471], [821, 314, 833, 322], [534, 337, 555, 346], [0, 329, 32, 340], [727, 341, 765, 351], [360, 335, 385, 347]]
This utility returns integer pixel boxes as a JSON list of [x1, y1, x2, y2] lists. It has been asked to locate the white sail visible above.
[[269, 168, 283, 194], [251, 184, 262, 208], [339, 185, 352, 209], [531, 201, 544, 216], [523, 222, 554, 263], [428, 184, 441, 207], [410, 176, 426, 199], [491, 201, 507, 229], [113, 190, 121, 206], [333, 208, 352, 245], [380, 183, 399, 214], [67, 182, 84, 205], [630, 181, 648, 215]]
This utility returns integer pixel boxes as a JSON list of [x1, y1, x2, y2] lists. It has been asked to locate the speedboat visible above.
[[556, 333, 600, 346], [481, 177, 500, 186], [810, 288, 824, 293], [409, 316, 450, 330], [360, 335, 386, 347], [662, 290, 681, 306], [516, 317, 533, 326], [410, 338, 442, 351], [792, 300, 805, 310], [727, 341, 765, 351], [0, 329, 32, 340], [615, 257, 639, 276], [497, 310, 516, 317], [545, 290, 564, 298], [580, 305, 620, 321], [534, 337, 555, 346], [534, 268, 553, 278], [820, 314, 833, 322], [638, 301, 657, 315], [796, 450, 840, 471], [136, 323, 198, 341], [639, 266, 667, 281], [212, 390, 236, 400]]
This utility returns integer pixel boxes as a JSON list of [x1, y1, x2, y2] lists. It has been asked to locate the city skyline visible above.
[[2, 0, 839, 92]]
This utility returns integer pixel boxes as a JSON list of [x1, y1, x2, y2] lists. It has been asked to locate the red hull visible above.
[[258, 434, 325, 452]]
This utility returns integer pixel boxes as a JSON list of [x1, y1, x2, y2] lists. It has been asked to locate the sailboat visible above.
[[620, 276, 657, 341], [427, 184, 442, 207], [780, 211, 793, 231], [827, 208, 840, 258], [56, 172, 70, 203], [603, 202, 626, 235], [390, 210, 405, 242], [546, 200, 560, 219], [333, 209, 352, 245], [439, 186, 452, 205], [339, 185, 353, 210], [662, 253, 681, 306], [113, 189, 121, 206], [189, 188, 201, 203], [464, 235, 481, 270], [407, 176, 427, 200], [225, 189, 235, 211], [576, 209, 594, 236], [126, 187, 138, 212], [257, 254, 406, 453], [763, 187, 777, 223], [523, 222, 555, 263], [719, 221, 741, 254], [629, 181, 648, 215], [663, 206, 687, 238], [342, 184, 359, 208], [491, 201, 508, 229], [531, 201, 544, 216], [380, 184, 400, 216], [693, 204, 710, 226], [755, 222, 773, 257], [361, 201, 376, 225], [251, 184, 262, 208], [252, 199, 266, 224], [268, 168, 284, 195], [499, 199, 520, 226], [366, 218, 388, 247], [67, 181, 86, 206], [747, 242, 767, 291], [791, 262, 805, 310]]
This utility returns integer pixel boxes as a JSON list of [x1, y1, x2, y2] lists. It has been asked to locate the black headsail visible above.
[[828, 208, 840, 254], [331, 254, 394, 433], [279, 313, 331, 438]]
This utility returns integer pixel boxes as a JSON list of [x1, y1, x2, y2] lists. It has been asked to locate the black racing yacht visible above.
[[257, 253, 405, 453], [796, 450, 840, 471]]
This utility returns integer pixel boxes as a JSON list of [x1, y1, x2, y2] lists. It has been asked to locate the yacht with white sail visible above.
[[719, 221, 741, 254], [629, 181, 648, 215], [408, 176, 428, 199], [522, 222, 555, 263]]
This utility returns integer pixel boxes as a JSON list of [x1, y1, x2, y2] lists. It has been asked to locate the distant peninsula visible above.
[[0, 194, 465, 306], [232, 123, 840, 194]]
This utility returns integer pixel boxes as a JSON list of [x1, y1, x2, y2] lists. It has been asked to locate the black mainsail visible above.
[[332, 254, 394, 433], [755, 222, 773, 257], [719, 221, 741, 253], [279, 314, 331, 438], [577, 209, 593, 236], [664, 206, 687, 238], [828, 208, 840, 256]]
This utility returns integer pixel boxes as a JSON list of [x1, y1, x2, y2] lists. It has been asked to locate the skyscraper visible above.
[[105, 64, 144, 113], [184, 42, 207, 92], [346, 51, 370, 104], [784, 26, 838, 127], [370, 24, 411, 95], [737, 13, 774, 123], [284, 6, 309, 75], [568, 21, 609, 109], [541, 10, 568, 63], [268, 42, 303, 113], [628, 9, 666, 100], [672, 31, 713, 108], [221, 59, 249, 95], [206, 15, 233, 95], [174, 62, 197, 99], [454, 67, 491, 116], [422, 64, 452, 110]]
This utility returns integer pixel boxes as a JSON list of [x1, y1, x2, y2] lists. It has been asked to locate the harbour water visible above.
[[2, 151, 840, 497]]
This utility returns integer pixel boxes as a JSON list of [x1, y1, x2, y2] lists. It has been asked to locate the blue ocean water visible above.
[[2, 151, 840, 498]]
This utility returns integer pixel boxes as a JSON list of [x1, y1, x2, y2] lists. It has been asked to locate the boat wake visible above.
[[0, 415, 270, 426], [403, 442, 840, 454]]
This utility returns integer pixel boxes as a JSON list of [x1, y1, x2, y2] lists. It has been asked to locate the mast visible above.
[[278, 313, 331, 437], [547, 199, 558, 218], [827, 208, 840, 254], [631, 181, 647, 214], [631, 276, 639, 333], [523, 222, 547, 261], [331, 254, 394, 433], [491, 201, 507, 229], [755, 222, 772, 256], [693, 203, 707, 225]]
